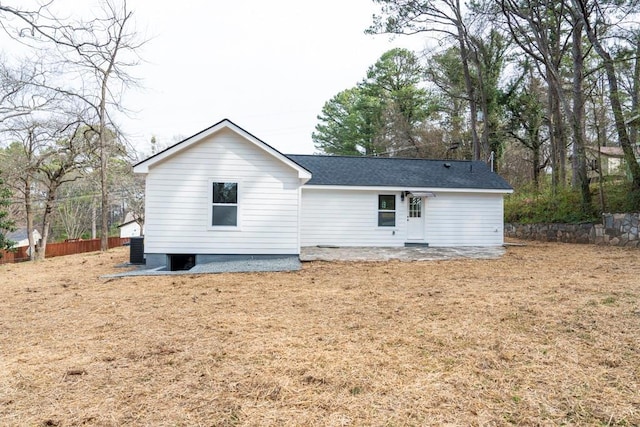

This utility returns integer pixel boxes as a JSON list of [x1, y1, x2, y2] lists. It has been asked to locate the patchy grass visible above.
[[1, 243, 639, 426]]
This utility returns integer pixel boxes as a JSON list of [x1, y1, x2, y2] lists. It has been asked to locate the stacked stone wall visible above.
[[505, 213, 640, 247]]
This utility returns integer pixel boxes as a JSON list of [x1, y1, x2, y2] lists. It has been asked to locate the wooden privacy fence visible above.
[[0, 246, 29, 264], [0, 237, 130, 264]]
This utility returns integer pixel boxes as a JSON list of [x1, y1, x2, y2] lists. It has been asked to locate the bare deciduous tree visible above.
[[0, 116, 89, 259], [1, 0, 146, 250]]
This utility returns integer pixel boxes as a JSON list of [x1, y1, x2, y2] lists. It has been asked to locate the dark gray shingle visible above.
[[286, 155, 512, 190]]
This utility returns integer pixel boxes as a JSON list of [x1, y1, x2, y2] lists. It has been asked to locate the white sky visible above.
[[4, 0, 429, 156], [124, 0, 430, 156]]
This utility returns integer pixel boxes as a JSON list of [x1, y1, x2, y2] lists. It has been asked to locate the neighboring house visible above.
[[585, 146, 631, 181], [133, 119, 513, 270], [117, 219, 143, 238], [118, 212, 144, 238], [7, 228, 42, 248]]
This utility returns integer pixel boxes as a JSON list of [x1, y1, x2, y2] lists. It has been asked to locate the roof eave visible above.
[[301, 184, 513, 194]]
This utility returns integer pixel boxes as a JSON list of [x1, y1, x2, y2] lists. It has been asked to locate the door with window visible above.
[[407, 196, 425, 240]]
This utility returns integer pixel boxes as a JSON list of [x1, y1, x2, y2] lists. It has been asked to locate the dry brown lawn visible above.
[[0, 242, 639, 426]]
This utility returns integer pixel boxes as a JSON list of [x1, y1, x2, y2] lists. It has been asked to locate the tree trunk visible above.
[[551, 92, 567, 188], [91, 197, 97, 239], [24, 178, 36, 260], [570, 18, 591, 214], [100, 138, 109, 251], [547, 78, 559, 193], [99, 74, 110, 251], [597, 134, 606, 212], [453, 2, 481, 161], [473, 43, 491, 161], [532, 143, 541, 190], [36, 189, 57, 260], [630, 35, 640, 147]]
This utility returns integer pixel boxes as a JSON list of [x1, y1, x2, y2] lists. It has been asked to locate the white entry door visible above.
[[407, 196, 425, 240]]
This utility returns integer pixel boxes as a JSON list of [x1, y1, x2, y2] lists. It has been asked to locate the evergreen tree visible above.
[[0, 171, 16, 253], [313, 48, 431, 156]]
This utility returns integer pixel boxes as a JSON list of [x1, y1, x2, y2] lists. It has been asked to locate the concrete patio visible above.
[[300, 245, 506, 262]]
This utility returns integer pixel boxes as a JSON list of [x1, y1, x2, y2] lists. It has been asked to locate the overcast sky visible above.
[[122, 0, 431, 156], [4, 0, 428, 156]]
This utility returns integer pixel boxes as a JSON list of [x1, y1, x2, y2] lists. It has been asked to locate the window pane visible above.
[[409, 197, 421, 218], [213, 182, 237, 204], [378, 195, 395, 210], [378, 212, 395, 227], [212, 206, 237, 226]]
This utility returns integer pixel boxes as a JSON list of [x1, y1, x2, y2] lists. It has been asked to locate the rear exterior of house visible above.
[[134, 120, 512, 270], [288, 155, 512, 248], [297, 189, 505, 247]]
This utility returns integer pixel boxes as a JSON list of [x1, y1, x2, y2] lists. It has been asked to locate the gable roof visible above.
[[133, 119, 311, 181], [286, 155, 513, 192]]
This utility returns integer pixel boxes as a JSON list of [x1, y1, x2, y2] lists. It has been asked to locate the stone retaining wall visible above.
[[505, 213, 640, 247]]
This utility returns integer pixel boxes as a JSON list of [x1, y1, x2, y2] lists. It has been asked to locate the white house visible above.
[[133, 119, 513, 270], [117, 219, 143, 238], [7, 228, 42, 248], [585, 146, 631, 182]]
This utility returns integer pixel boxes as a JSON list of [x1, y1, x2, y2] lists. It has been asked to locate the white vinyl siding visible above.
[[143, 128, 302, 254], [300, 188, 505, 247], [424, 193, 504, 246], [300, 189, 407, 247]]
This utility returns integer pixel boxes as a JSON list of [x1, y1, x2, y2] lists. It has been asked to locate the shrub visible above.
[[504, 181, 639, 224]]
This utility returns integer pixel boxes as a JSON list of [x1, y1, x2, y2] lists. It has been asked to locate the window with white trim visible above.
[[211, 182, 238, 226], [378, 194, 396, 227]]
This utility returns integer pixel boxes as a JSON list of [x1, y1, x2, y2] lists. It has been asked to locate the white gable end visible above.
[[134, 119, 311, 182], [141, 127, 305, 258]]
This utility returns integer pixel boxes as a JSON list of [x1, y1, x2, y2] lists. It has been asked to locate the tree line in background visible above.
[[0, 0, 146, 260], [3, 0, 640, 257], [314, 0, 640, 219]]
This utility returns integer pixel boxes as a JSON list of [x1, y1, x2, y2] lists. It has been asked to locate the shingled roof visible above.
[[286, 155, 512, 191], [6, 228, 29, 242]]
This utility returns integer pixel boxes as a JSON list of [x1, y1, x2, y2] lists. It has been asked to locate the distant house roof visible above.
[[586, 146, 625, 158], [6, 228, 29, 242], [286, 155, 513, 191], [123, 212, 138, 223], [117, 219, 140, 228]]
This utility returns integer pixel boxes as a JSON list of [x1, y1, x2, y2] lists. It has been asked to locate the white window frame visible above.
[[208, 178, 241, 231], [377, 194, 396, 227]]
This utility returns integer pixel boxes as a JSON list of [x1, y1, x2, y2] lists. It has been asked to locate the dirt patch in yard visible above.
[[1, 242, 639, 426]]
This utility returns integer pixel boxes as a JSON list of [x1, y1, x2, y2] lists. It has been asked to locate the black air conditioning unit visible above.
[[129, 237, 145, 264]]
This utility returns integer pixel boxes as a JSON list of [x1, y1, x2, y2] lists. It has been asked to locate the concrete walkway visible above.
[[104, 246, 506, 278], [300, 245, 506, 262]]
